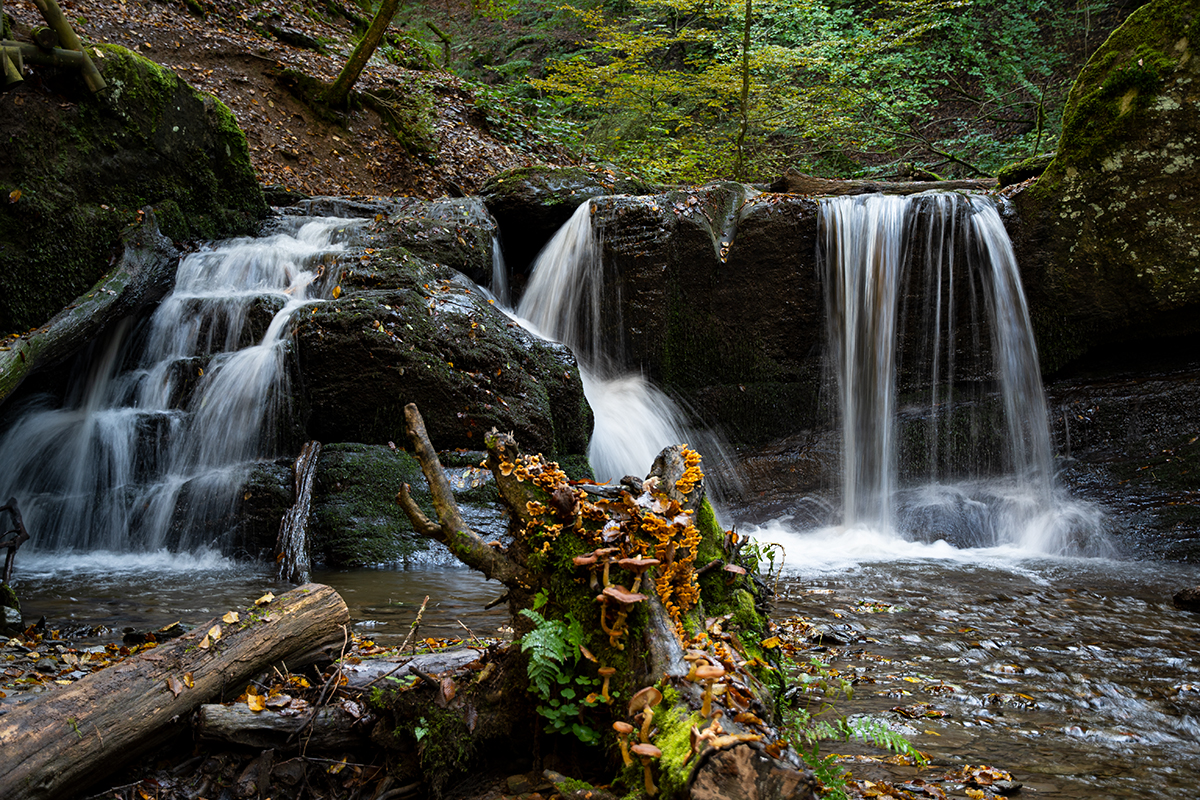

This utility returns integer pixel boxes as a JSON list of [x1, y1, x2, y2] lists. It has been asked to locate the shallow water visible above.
[[752, 523, 1200, 800]]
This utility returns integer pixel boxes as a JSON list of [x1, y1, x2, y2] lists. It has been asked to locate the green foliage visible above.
[[523, 0, 1120, 181], [518, 600, 603, 744], [780, 653, 927, 796]]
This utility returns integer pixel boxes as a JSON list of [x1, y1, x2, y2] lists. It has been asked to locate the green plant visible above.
[[518, 594, 603, 744], [780, 654, 927, 797]]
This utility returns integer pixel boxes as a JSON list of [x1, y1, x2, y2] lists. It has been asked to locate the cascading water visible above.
[[0, 216, 356, 556], [778, 191, 1111, 557], [515, 201, 699, 483]]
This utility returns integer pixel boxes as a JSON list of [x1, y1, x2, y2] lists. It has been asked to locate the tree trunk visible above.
[[321, 0, 401, 108], [0, 584, 350, 800], [393, 403, 815, 799], [770, 168, 997, 196]]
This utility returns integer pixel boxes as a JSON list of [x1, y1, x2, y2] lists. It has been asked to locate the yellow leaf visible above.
[[327, 757, 348, 775], [198, 634, 211, 650], [247, 693, 266, 712], [222, 611, 239, 624], [332, 285, 342, 299], [207, 625, 222, 642], [760, 636, 781, 649], [966, 790, 986, 800], [8, 189, 20, 203], [183, 672, 194, 688], [255, 592, 275, 606]]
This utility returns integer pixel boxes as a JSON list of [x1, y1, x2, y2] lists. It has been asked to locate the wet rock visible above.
[[295, 248, 591, 459], [35, 658, 57, 674], [480, 165, 656, 280], [1, 583, 21, 637], [1011, 0, 1200, 373], [287, 196, 499, 288], [1173, 586, 1200, 611], [689, 744, 817, 800], [309, 443, 433, 567]]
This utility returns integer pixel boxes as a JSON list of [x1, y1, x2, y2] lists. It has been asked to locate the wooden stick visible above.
[[27, 0, 104, 91], [0, 498, 31, 586]]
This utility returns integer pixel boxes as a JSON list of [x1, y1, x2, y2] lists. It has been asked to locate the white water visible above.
[[0, 217, 357, 555], [516, 201, 698, 483], [757, 192, 1112, 566]]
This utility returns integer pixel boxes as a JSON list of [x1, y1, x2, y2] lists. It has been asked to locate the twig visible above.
[[400, 595, 429, 655], [407, 665, 440, 687], [457, 619, 483, 647]]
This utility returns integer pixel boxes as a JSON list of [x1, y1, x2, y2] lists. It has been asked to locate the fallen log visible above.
[[197, 701, 372, 751], [769, 168, 997, 196], [0, 583, 350, 800]]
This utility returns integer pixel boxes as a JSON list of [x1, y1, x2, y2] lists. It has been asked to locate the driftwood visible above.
[[276, 440, 321, 584], [394, 403, 814, 799], [197, 702, 372, 751], [0, 583, 350, 800], [769, 168, 997, 196]]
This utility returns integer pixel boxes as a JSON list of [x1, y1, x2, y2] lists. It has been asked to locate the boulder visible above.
[[290, 214, 591, 459], [480, 165, 655, 282], [0, 44, 268, 334], [1011, 0, 1200, 373], [1174, 586, 1200, 611]]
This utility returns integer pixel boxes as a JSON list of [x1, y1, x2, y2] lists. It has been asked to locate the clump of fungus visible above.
[[630, 743, 662, 797], [613, 720, 635, 767], [597, 585, 647, 648]]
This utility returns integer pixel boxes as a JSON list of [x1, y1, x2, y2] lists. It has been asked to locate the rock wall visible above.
[[1012, 0, 1200, 373]]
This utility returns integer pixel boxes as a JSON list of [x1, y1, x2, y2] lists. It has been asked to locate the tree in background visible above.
[[528, 0, 1119, 182]]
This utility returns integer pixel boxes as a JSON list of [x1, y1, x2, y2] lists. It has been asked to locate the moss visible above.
[[1, 43, 266, 331], [651, 703, 703, 799], [416, 706, 477, 798], [996, 152, 1056, 187], [311, 443, 435, 566]]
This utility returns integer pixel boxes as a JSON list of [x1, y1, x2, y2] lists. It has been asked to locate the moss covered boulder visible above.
[[1012, 0, 1200, 372], [0, 44, 268, 333]]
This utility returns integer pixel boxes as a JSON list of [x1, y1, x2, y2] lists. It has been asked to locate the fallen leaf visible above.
[[207, 625, 222, 642], [255, 592, 275, 606], [247, 693, 266, 712], [166, 675, 185, 697], [222, 611, 239, 624], [8, 190, 20, 203]]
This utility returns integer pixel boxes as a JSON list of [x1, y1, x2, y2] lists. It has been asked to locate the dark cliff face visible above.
[[1011, 0, 1200, 375], [0, 44, 268, 334]]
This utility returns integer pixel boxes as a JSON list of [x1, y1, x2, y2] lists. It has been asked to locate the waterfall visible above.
[[0, 217, 356, 554], [490, 235, 511, 308], [818, 193, 1107, 554], [516, 202, 698, 484]]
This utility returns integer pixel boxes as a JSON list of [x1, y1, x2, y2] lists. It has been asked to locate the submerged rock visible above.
[[1012, 0, 1200, 372], [1173, 586, 1200, 611]]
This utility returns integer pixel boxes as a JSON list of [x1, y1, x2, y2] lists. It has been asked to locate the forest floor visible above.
[[5, 0, 576, 199]]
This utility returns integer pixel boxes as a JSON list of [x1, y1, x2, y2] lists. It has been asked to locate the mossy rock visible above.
[[1, 582, 22, 637], [0, 44, 268, 333], [295, 245, 591, 460], [1013, 0, 1200, 373], [310, 443, 433, 567], [996, 152, 1056, 187]]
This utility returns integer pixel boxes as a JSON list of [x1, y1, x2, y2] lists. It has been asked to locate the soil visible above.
[[2, 0, 574, 199]]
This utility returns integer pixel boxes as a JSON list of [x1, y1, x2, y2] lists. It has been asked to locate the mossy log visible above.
[[0, 209, 177, 405], [394, 403, 815, 799], [770, 168, 997, 196], [0, 584, 350, 800]]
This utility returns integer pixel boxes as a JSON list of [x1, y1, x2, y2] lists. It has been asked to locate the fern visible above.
[[518, 606, 601, 744]]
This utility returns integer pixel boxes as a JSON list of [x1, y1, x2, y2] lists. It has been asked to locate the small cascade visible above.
[[490, 236, 511, 308], [516, 202, 697, 483], [819, 192, 1107, 554], [276, 440, 321, 584], [0, 217, 357, 555]]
